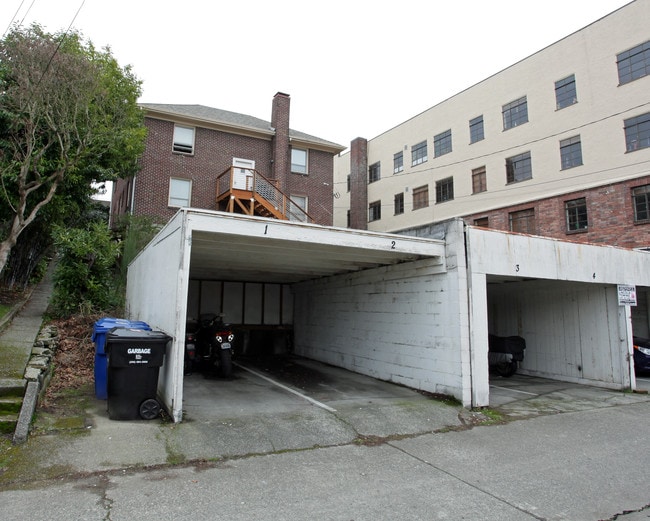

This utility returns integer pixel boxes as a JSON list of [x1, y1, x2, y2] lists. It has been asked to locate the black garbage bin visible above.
[[105, 328, 171, 420]]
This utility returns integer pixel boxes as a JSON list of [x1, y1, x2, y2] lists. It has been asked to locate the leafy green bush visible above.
[[50, 222, 121, 317]]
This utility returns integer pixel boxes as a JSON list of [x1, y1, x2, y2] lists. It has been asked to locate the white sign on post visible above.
[[617, 284, 637, 306]]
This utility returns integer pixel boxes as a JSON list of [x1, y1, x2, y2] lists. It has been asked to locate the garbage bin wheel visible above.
[[139, 398, 161, 420]]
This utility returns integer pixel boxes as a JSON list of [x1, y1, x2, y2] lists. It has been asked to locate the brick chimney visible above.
[[271, 92, 291, 191], [349, 137, 368, 230]]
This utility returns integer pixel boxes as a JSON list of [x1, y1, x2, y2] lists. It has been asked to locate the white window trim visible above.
[[173, 125, 195, 155]]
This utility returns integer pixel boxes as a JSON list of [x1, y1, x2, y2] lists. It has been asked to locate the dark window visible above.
[[474, 217, 489, 228], [369, 162, 381, 183], [506, 152, 532, 183], [411, 141, 428, 166], [469, 115, 484, 143], [632, 185, 650, 223], [472, 166, 487, 194], [555, 75, 578, 110], [565, 198, 588, 232], [434, 129, 452, 157], [173, 125, 194, 154], [624, 112, 650, 152], [346, 174, 350, 193], [412, 185, 429, 210], [617, 40, 650, 85], [509, 208, 536, 234], [347, 210, 351, 228], [560, 135, 583, 170], [502, 96, 528, 130], [435, 177, 454, 203], [369, 200, 381, 222], [394, 193, 404, 215], [393, 151, 403, 174]]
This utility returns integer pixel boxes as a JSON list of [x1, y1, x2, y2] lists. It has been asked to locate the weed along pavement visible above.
[[1, 354, 650, 520]]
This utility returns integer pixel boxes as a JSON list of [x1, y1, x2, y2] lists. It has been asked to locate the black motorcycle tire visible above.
[[220, 349, 232, 378], [495, 361, 517, 377]]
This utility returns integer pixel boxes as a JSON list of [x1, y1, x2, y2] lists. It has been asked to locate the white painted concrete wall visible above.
[[293, 219, 475, 406], [126, 210, 190, 422], [488, 281, 629, 386]]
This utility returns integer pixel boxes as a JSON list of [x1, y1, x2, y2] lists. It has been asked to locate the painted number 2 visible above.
[[391, 241, 396, 250]]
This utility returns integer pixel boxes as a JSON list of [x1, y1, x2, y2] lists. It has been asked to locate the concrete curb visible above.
[[12, 380, 39, 444]]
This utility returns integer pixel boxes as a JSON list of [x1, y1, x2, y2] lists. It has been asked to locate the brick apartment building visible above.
[[334, 0, 650, 251], [111, 92, 345, 227]]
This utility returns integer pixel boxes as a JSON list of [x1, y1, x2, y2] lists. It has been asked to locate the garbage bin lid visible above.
[[106, 328, 172, 344], [92, 318, 151, 340]]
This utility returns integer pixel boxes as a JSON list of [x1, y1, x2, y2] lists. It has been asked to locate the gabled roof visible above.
[[140, 103, 345, 153]]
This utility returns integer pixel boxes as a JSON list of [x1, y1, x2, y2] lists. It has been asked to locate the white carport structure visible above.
[[125, 209, 447, 422], [399, 220, 650, 407], [126, 211, 650, 422]]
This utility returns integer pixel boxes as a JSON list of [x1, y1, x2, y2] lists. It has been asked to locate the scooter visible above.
[[194, 313, 235, 377], [488, 334, 526, 377]]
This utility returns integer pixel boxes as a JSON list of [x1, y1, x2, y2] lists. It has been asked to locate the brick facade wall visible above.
[[463, 175, 650, 249], [111, 100, 337, 226]]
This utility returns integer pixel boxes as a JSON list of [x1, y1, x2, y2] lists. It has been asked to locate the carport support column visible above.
[[468, 272, 490, 407]]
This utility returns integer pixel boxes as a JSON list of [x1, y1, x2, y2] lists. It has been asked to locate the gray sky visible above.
[[1, 0, 631, 148]]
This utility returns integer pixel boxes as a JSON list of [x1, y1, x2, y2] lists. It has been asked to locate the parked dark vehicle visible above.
[[633, 336, 650, 374], [191, 313, 235, 377], [184, 319, 198, 375], [488, 334, 526, 377]]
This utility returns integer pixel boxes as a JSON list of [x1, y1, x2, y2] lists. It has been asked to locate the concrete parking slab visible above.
[[490, 373, 650, 418]]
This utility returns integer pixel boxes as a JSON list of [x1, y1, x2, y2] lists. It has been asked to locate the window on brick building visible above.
[[394, 151, 403, 174], [369, 200, 381, 222], [555, 75, 577, 110], [565, 198, 588, 232], [394, 193, 404, 215], [617, 40, 650, 85], [169, 178, 192, 207], [632, 184, 650, 223], [436, 177, 454, 203], [472, 166, 487, 194], [289, 195, 308, 222], [509, 208, 535, 234], [173, 125, 195, 154], [506, 152, 532, 183], [411, 141, 428, 166], [369, 162, 381, 183], [469, 115, 484, 144], [502, 96, 528, 130], [624, 112, 650, 152], [291, 148, 308, 174], [347, 175, 351, 193], [412, 185, 429, 210], [560, 135, 583, 169], [474, 217, 489, 228], [434, 129, 452, 157]]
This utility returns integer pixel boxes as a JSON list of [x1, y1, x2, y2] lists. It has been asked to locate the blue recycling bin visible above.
[[92, 318, 151, 399]]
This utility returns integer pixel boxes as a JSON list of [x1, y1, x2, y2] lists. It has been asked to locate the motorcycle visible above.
[[184, 319, 199, 375], [488, 334, 526, 377], [192, 313, 235, 377]]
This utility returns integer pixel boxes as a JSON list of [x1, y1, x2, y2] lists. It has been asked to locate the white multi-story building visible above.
[[334, 0, 650, 250]]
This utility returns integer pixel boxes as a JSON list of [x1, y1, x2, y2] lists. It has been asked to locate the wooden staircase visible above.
[[216, 167, 313, 223]]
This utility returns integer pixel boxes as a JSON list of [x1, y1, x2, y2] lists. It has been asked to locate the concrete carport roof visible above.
[[186, 211, 446, 283], [126, 209, 447, 421]]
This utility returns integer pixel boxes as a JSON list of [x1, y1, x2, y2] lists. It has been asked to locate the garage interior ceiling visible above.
[[189, 229, 441, 283]]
